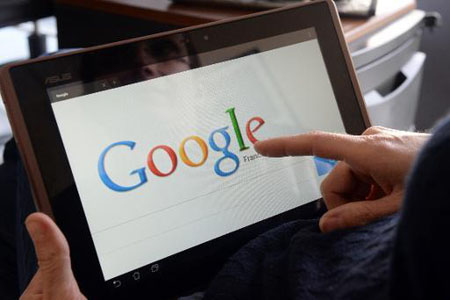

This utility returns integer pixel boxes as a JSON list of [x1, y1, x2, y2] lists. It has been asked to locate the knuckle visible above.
[[362, 132, 389, 145], [365, 133, 403, 150], [357, 204, 378, 225], [320, 181, 328, 198], [308, 130, 323, 143], [309, 130, 323, 136], [39, 256, 70, 276], [320, 175, 333, 195], [38, 249, 69, 271], [308, 130, 324, 155], [362, 126, 385, 136]]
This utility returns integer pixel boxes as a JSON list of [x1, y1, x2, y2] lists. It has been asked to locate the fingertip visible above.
[[26, 212, 52, 225], [25, 213, 50, 243], [318, 215, 330, 233], [255, 138, 286, 157], [254, 141, 267, 156], [26, 212, 69, 254], [319, 212, 343, 233]]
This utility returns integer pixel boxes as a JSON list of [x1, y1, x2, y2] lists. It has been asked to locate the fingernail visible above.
[[26, 220, 45, 242], [254, 144, 267, 156], [254, 144, 262, 153], [320, 215, 343, 233]]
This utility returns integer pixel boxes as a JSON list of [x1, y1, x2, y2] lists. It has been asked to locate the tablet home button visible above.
[[132, 271, 141, 281], [150, 264, 159, 273]]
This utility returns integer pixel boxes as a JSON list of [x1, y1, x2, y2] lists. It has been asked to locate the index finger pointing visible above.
[[254, 131, 363, 162]]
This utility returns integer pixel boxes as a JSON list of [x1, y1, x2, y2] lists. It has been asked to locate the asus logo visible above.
[[45, 73, 72, 84]]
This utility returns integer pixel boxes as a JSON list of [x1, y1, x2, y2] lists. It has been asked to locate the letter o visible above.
[[179, 136, 208, 167], [147, 145, 178, 177]]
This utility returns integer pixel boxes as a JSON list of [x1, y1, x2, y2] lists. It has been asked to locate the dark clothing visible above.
[[0, 141, 20, 299], [1, 116, 450, 299], [205, 216, 398, 300], [389, 117, 450, 300], [0, 141, 36, 300]]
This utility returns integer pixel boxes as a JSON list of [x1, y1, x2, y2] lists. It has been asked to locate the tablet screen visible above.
[[47, 27, 345, 281]]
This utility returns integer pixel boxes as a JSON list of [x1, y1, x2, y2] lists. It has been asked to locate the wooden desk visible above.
[[54, 0, 416, 48]]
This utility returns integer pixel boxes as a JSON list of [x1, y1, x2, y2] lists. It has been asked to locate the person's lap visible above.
[[204, 215, 398, 299]]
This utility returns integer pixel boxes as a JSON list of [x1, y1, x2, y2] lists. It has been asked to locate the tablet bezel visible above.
[[0, 1, 370, 298]]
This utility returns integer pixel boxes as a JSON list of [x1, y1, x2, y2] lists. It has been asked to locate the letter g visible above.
[[209, 127, 240, 177], [98, 141, 147, 192]]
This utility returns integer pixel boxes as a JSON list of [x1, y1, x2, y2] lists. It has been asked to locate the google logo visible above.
[[98, 107, 266, 192]]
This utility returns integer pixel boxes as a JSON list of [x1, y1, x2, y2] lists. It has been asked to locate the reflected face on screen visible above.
[[134, 39, 194, 80]]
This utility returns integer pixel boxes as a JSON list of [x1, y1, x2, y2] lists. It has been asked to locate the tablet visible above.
[[0, 0, 370, 298]]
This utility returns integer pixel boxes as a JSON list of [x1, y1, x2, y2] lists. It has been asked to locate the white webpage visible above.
[[51, 38, 346, 280]]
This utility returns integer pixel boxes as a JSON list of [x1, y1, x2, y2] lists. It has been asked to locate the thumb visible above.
[[319, 192, 402, 233], [25, 213, 79, 295]]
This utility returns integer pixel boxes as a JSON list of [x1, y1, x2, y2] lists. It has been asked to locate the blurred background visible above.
[[415, 0, 449, 130], [0, 0, 449, 130], [0, 0, 56, 64]]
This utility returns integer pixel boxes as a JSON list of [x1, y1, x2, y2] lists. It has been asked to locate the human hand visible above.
[[21, 212, 86, 300], [255, 126, 430, 233]]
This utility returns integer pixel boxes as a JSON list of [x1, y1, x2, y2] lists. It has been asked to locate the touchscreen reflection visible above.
[[129, 38, 199, 82]]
